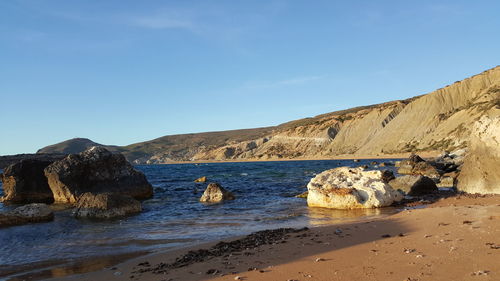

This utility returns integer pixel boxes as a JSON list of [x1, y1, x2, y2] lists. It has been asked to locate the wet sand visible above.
[[50, 194, 500, 281]]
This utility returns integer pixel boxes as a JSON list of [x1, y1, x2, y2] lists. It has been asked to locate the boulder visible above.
[[194, 176, 207, 183], [44, 147, 153, 203], [1, 159, 54, 204], [389, 175, 438, 196], [458, 114, 500, 194], [199, 183, 235, 203], [397, 154, 441, 179], [306, 167, 403, 209], [381, 170, 396, 183], [0, 203, 54, 227], [74, 192, 142, 219], [409, 153, 425, 163], [437, 176, 455, 188]]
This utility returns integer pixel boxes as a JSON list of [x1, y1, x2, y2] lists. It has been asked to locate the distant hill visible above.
[[36, 66, 500, 164], [37, 138, 123, 154]]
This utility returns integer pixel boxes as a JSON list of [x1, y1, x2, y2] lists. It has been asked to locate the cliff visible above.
[[36, 66, 500, 163]]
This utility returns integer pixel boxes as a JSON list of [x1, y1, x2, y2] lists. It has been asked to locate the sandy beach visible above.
[[46, 193, 500, 281]]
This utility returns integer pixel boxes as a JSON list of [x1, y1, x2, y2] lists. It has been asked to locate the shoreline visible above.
[[151, 151, 440, 165], [32, 193, 500, 281]]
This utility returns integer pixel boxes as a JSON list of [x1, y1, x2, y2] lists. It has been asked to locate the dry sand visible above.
[[47, 194, 500, 281]]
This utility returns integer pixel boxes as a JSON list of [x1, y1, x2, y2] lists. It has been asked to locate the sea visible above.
[[0, 159, 401, 279]]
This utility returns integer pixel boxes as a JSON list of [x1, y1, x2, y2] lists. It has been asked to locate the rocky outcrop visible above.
[[199, 183, 235, 203], [44, 147, 153, 203], [0, 203, 54, 227], [74, 192, 142, 219], [1, 160, 54, 204], [457, 113, 500, 194], [389, 175, 438, 196], [307, 167, 403, 209]]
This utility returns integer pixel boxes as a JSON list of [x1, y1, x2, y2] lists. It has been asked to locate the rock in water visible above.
[[0, 203, 54, 227], [389, 175, 438, 196], [74, 193, 142, 219], [199, 183, 235, 203], [194, 176, 207, 183], [1, 159, 54, 204], [44, 147, 153, 203], [458, 113, 500, 194], [295, 191, 309, 198], [307, 167, 403, 209]]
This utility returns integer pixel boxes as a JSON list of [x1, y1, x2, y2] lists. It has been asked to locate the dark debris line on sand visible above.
[[133, 227, 309, 275]]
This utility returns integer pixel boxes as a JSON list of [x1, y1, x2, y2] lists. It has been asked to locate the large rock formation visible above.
[[1, 159, 54, 204], [74, 192, 142, 219], [457, 112, 500, 194], [44, 147, 153, 203], [199, 183, 235, 203], [389, 175, 438, 196], [307, 167, 403, 209], [0, 203, 54, 228], [0, 153, 66, 170]]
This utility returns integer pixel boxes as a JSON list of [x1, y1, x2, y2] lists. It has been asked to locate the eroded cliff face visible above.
[[191, 66, 500, 161], [35, 66, 500, 164]]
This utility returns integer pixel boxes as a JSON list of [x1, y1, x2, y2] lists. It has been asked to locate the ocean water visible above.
[[0, 159, 400, 276]]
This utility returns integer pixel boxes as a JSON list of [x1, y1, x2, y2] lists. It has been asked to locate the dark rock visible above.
[[1, 159, 54, 204], [0, 153, 66, 170], [389, 175, 438, 196], [74, 192, 142, 219], [44, 147, 153, 203], [409, 154, 424, 163], [199, 183, 235, 203], [0, 203, 54, 228], [398, 155, 442, 179], [381, 170, 396, 183]]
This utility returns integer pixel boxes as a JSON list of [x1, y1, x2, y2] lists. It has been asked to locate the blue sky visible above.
[[1, 0, 499, 155]]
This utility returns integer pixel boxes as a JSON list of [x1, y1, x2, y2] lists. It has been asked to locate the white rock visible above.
[[457, 112, 500, 194], [307, 167, 403, 209]]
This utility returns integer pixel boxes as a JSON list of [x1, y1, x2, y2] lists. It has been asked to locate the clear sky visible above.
[[1, 0, 499, 155]]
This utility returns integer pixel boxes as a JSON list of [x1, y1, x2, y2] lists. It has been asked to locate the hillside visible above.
[[37, 138, 123, 154], [37, 66, 500, 163]]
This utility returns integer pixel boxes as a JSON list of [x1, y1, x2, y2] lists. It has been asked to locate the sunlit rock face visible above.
[[74, 192, 142, 219], [458, 112, 500, 194], [307, 167, 403, 209], [199, 183, 235, 203]]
